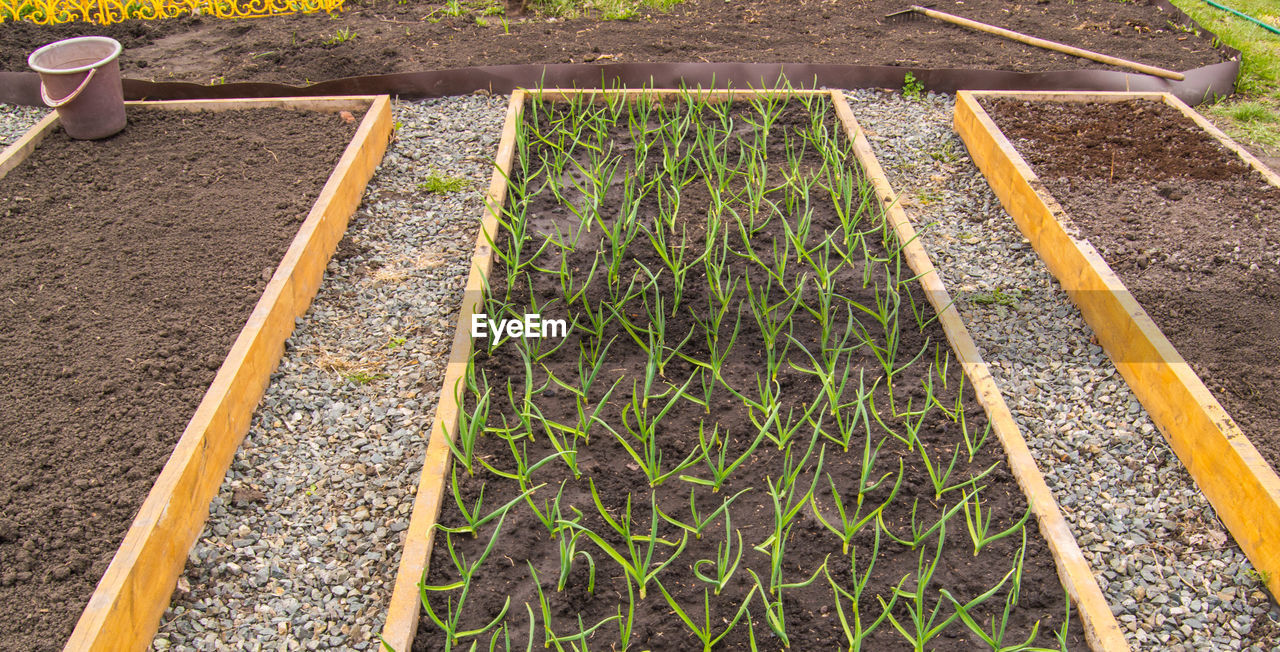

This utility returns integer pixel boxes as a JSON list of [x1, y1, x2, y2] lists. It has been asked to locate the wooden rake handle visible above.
[[910, 5, 1187, 81]]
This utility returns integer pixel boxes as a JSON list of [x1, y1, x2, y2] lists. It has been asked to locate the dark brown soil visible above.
[[0, 107, 358, 650], [0, 0, 1227, 85], [416, 99, 1085, 650], [983, 98, 1280, 476]]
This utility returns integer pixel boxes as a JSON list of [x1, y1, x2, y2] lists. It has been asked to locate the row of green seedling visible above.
[[420, 90, 1068, 651]]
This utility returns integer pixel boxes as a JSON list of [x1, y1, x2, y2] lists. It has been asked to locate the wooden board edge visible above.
[[125, 96, 384, 112], [961, 90, 1168, 103], [831, 91, 1130, 652], [955, 90, 1280, 600], [62, 95, 394, 652], [0, 110, 58, 181], [525, 87, 830, 103], [378, 90, 527, 652]]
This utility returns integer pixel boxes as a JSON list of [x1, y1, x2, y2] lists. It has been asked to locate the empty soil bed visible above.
[[415, 96, 1085, 650], [982, 98, 1280, 475], [0, 107, 358, 650], [0, 0, 1228, 85]]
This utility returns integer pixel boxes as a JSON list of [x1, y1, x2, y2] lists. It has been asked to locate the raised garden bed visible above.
[[381, 88, 1127, 651], [0, 95, 391, 651], [954, 90, 1280, 604]]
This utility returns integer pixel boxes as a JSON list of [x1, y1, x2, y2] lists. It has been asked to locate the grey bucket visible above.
[[28, 36, 126, 140]]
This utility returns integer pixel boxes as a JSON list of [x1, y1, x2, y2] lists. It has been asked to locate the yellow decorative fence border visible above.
[[0, 0, 342, 25]]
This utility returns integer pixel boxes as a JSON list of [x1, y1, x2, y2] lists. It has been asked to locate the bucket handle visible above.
[[40, 68, 96, 109]]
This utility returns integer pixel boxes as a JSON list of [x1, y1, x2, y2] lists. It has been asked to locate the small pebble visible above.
[[0, 104, 47, 147]]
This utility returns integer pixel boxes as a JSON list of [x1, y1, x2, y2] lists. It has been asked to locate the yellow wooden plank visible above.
[[379, 90, 527, 652], [62, 95, 394, 652], [955, 89, 1280, 600], [0, 110, 57, 181], [527, 87, 829, 103], [124, 96, 383, 113], [832, 91, 1128, 652], [963, 90, 1167, 103]]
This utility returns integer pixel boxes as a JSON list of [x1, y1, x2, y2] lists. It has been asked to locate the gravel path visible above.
[[843, 89, 1279, 651], [147, 94, 508, 651], [0, 104, 46, 146]]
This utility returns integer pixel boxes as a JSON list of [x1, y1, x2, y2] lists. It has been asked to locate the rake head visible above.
[[884, 5, 931, 22]]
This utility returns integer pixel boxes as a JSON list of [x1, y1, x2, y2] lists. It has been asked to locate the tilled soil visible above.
[[0, 0, 1228, 85], [0, 107, 357, 650], [416, 100, 1085, 650], [984, 98, 1280, 476]]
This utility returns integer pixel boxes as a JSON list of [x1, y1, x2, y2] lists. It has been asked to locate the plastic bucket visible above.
[[27, 36, 126, 140]]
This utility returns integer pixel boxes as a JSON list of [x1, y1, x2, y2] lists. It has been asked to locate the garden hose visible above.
[[1202, 0, 1280, 36]]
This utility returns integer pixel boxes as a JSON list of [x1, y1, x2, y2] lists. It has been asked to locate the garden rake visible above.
[[885, 4, 1186, 80]]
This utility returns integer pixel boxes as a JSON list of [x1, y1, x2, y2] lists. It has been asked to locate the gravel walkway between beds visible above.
[[0, 104, 46, 146], [843, 89, 1279, 651], [146, 94, 508, 651]]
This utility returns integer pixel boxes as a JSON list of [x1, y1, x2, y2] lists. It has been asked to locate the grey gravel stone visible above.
[[143, 95, 509, 650], [0, 104, 47, 147], [843, 88, 1277, 651]]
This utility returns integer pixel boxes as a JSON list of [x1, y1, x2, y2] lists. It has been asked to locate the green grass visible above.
[[914, 188, 943, 205], [902, 72, 925, 101], [344, 370, 389, 384], [928, 140, 960, 164], [968, 288, 1021, 307], [1170, 0, 1280, 152], [1247, 567, 1273, 585], [418, 173, 470, 193], [1210, 97, 1280, 151], [1170, 0, 1280, 96], [322, 26, 357, 45], [1226, 100, 1277, 121]]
